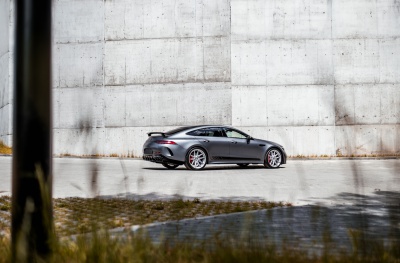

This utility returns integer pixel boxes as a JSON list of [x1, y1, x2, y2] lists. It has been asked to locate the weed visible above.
[[0, 197, 289, 237], [0, 140, 12, 155], [1, 196, 398, 262], [288, 153, 400, 159], [0, 228, 398, 263]]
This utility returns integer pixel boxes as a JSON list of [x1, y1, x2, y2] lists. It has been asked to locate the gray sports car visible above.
[[143, 125, 286, 170]]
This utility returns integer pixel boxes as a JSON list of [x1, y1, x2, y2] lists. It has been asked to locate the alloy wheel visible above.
[[186, 148, 207, 170], [265, 149, 282, 168]]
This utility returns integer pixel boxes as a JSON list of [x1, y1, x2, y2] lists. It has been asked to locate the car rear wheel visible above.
[[264, 148, 282, 168], [185, 147, 207, 170], [237, 164, 249, 167], [162, 163, 179, 169]]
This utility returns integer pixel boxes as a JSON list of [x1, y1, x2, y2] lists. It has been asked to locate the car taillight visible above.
[[155, 140, 177, 145]]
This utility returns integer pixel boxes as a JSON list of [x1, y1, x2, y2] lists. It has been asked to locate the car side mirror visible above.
[[246, 136, 253, 144]]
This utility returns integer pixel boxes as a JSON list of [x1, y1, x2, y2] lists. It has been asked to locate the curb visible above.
[[56, 156, 400, 161], [1, 154, 399, 160], [288, 156, 400, 160]]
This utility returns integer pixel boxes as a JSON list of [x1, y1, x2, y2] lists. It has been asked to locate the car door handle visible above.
[[231, 141, 237, 144]]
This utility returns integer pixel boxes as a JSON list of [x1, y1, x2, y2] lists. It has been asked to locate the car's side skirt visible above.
[[210, 156, 261, 163]]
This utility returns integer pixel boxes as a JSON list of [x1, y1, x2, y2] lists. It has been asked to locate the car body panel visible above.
[[228, 138, 262, 161], [142, 125, 287, 167], [198, 136, 230, 161]]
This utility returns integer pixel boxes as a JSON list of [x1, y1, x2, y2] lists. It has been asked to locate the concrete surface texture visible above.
[[1, 157, 399, 206], [0, 0, 399, 157], [0, 0, 11, 146], [133, 203, 400, 254]]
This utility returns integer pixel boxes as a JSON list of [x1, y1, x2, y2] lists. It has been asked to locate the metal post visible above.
[[12, 0, 53, 261]]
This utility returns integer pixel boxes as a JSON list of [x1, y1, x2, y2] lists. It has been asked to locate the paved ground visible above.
[[134, 201, 400, 253], [1, 156, 399, 253], [0, 156, 399, 206]]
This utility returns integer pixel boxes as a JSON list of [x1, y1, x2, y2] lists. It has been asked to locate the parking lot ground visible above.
[[1, 157, 399, 206], [1, 156, 399, 254]]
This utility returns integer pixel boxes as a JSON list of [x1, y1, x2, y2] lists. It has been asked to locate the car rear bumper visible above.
[[142, 154, 183, 165], [143, 138, 187, 162]]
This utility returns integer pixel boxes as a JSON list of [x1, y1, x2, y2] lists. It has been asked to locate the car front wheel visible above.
[[185, 147, 207, 170], [264, 148, 282, 168]]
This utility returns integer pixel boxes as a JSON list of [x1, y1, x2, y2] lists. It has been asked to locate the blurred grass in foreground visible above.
[[0, 196, 289, 237], [0, 228, 399, 262], [0, 196, 399, 262]]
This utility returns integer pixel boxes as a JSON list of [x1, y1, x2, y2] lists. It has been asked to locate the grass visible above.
[[0, 223, 398, 263], [54, 153, 400, 159], [58, 152, 139, 158], [0, 196, 399, 262], [0, 196, 290, 237], [0, 140, 12, 155], [289, 153, 400, 159]]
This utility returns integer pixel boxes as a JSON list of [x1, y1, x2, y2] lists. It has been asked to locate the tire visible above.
[[184, 147, 207, 170], [237, 164, 249, 167], [162, 163, 179, 169], [264, 148, 282, 169]]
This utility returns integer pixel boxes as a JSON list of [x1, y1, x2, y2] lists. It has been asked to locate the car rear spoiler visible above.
[[147, 132, 167, 137]]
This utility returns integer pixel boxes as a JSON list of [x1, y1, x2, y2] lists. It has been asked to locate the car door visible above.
[[224, 128, 262, 161], [188, 128, 230, 162]]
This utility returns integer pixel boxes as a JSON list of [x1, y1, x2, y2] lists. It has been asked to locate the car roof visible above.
[[166, 125, 233, 135]]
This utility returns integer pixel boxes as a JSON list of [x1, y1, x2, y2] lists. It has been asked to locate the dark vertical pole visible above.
[[12, 0, 53, 261]]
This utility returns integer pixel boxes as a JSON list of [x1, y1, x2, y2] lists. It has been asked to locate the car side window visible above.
[[187, 128, 224, 137], [224, 129, 247, 139]]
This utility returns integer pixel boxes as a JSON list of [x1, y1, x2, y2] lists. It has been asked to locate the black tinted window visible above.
[[188, 128, 224, 137]]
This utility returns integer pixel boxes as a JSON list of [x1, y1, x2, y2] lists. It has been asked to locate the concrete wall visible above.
[[2, 0, 400, 156], [231, 0, 400, 156], [52, 0, 231, 156], [0, 0, 11, 146]]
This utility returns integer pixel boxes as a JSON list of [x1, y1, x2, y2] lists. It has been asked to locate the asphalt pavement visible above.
[[1, 156, 399, 206]]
